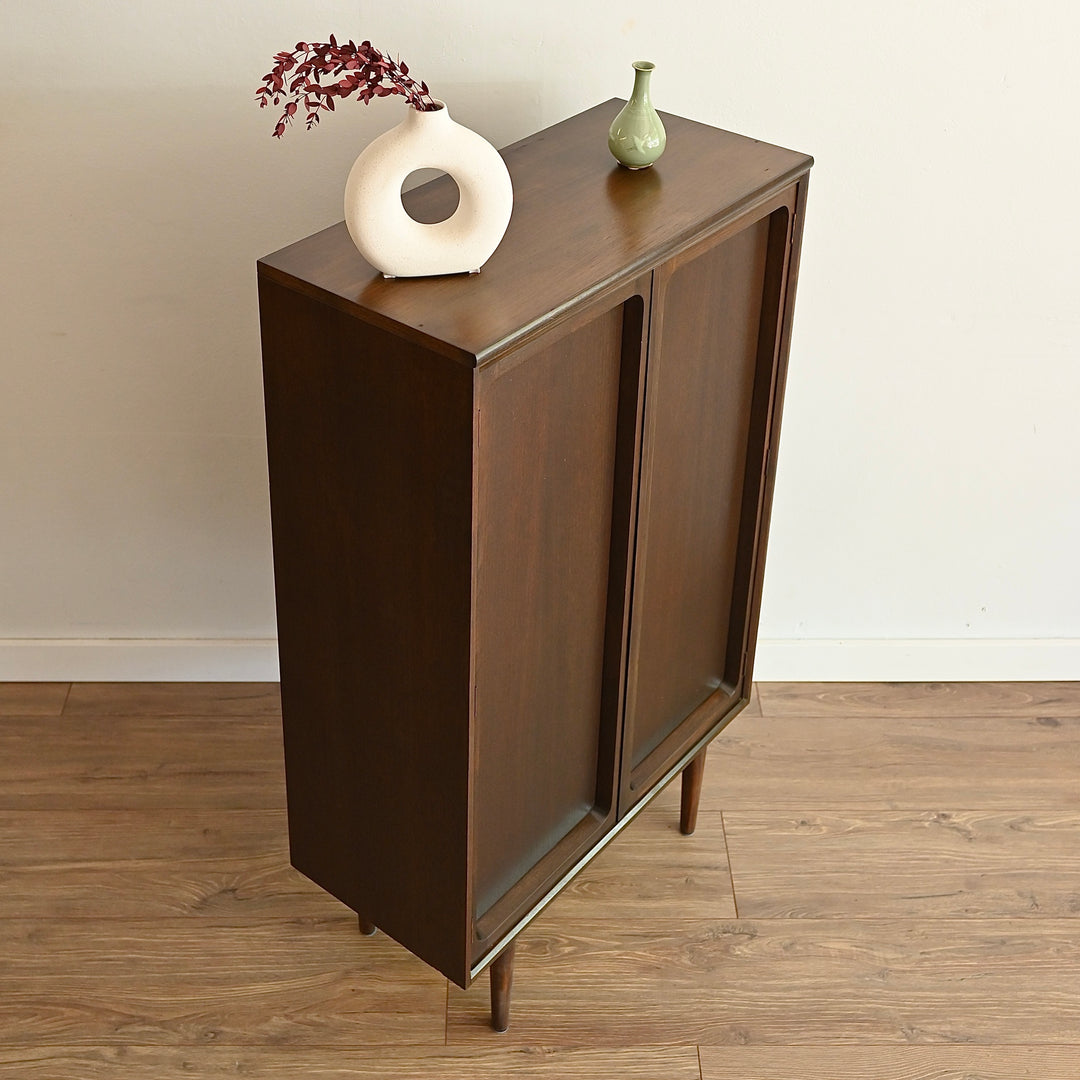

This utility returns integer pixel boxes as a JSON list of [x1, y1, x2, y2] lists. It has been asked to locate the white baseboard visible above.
[[0, 637, 1076, 683], [753, 638, 1080, 682], [0, 639, 280, 681]]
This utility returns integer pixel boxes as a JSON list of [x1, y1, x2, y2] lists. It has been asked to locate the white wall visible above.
[[2, 2, 1078, 680]]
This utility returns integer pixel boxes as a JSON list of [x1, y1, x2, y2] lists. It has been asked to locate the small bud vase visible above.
[[344, 100, 514, 278], [608, 61, 667, 169]]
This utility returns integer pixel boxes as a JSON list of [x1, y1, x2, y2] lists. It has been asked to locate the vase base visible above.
[[381, 268, 482, 280]]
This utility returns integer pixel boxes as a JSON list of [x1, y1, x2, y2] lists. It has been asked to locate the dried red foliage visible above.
[[256, 36, 438, 137]]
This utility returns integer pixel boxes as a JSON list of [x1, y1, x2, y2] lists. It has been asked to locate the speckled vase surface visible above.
[[344, 101, 513, 278], [608, 61, 667, 169]]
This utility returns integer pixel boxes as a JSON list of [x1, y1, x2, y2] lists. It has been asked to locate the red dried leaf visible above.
[[258, 37, 436, 136]]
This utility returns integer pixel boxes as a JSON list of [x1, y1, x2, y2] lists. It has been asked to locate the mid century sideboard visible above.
[[258, 99, 811, 1030]]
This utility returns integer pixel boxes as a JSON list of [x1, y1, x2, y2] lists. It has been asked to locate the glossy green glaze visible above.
[[608, 61, 667, 169]]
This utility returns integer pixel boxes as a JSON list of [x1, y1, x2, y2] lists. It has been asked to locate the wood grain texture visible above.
[[0, 810, 342, 918], [260, 274, 475, 985], [699, 1045, 1080, 1079], [549, 799, 736, 919], [724, 810, 1080, 918], [0, 1046, 702, 1079], [0, 683, 69, 716], [4, 679, 1079, 1075], [0, 917, 446, 1046], [0, 715, 285, 809], [471, 298, 631, 919], [699, 713, 1080, 810], [623, 211, 774, 777], [258, 102, 811, 1001], [757, 681, 1080, 718], [62, 683, 281, 718], [259, 101, 811, 367], [447, 918, 1080, 1046]]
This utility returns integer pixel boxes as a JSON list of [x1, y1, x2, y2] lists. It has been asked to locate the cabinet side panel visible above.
[[471, 302, 631, 920], [259, 277, 472, 984], [625, 214, 773, 772]]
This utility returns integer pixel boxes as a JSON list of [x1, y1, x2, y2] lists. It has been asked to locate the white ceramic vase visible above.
[[344, 101, 513, 278]]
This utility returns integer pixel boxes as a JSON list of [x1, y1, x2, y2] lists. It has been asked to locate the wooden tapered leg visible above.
[[489, 940, 516, 1032], [358, 915, 377, 936], [680, 749, 707, 835]]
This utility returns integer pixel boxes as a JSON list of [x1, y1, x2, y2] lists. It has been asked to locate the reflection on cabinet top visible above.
[[257, 99, 813, 368]]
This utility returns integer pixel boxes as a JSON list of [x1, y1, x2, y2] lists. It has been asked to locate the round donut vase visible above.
[[344, 101, 513, 278]]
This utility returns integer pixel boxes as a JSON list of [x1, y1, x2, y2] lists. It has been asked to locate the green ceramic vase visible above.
[[608, 61, 667, 169]]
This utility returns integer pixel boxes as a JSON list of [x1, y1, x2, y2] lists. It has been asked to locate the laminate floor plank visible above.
[[0, 1046, 702, 1080], [724, 810, 1080, 918], [0, 810, 340, 919], [0, 805, 731, 928], [0, 715, 285, 809], [697, 713, 1080, 810], [4, 678, 1079, 1074], [699, 1045, 1080, 1079], [552, 800, 736, 919], [0, 917, 446, 1047], [63, 683, 281, 718], [0, 683, 69, 716], [756, 681, 1080, 718], [447, 918, 1080, 1046]]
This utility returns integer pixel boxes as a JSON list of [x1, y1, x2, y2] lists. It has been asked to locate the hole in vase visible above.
[[400, 169, 461, 224]]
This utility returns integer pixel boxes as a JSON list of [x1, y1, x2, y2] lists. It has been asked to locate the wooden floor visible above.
[[1, 681, 1079, 1078]]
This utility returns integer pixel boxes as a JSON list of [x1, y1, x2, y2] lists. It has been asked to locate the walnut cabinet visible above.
[[258, 100, 812, 1028]]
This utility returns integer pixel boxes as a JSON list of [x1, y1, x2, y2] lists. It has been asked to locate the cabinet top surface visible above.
[[258, 100, 812, 365]]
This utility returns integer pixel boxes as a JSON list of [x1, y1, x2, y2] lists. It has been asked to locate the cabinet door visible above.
[[621, 196, 795, 807], [470, 280, 648, 955]]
